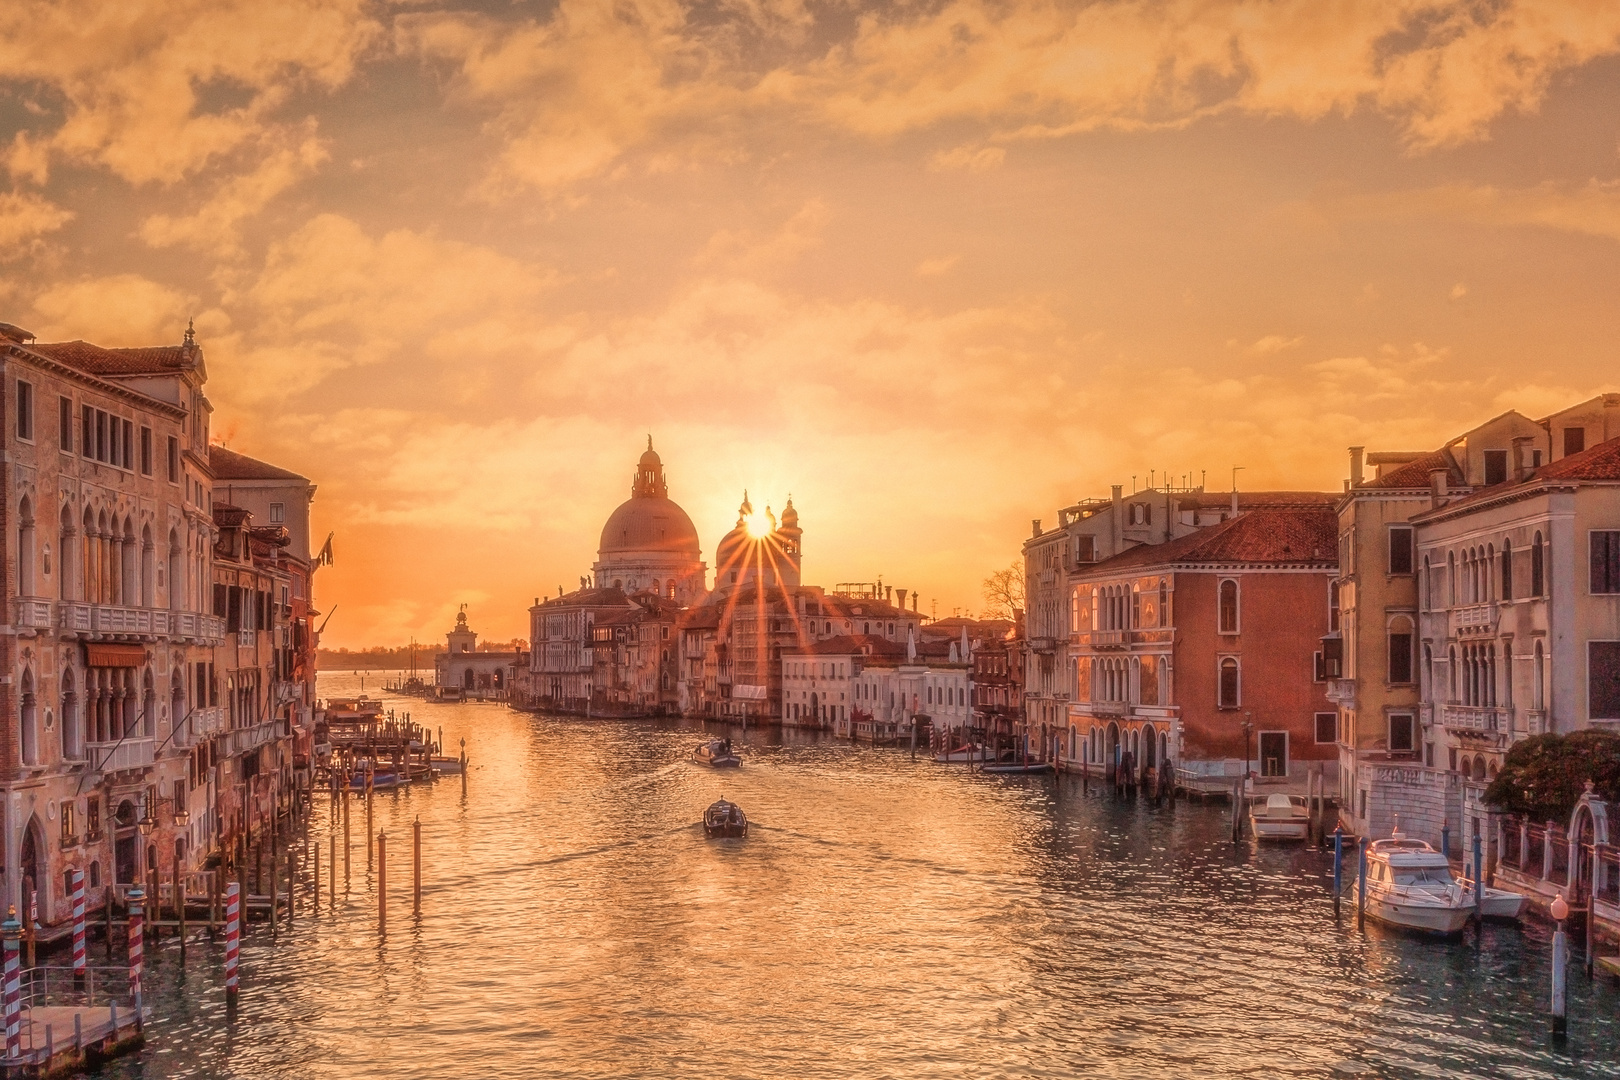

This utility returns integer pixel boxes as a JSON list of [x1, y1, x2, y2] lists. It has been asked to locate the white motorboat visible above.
[[1249, 793, 1310, 841], [693, 739, 741, 767], [1362, 830, 1472, 934], [1458, 873, 1530, 921]]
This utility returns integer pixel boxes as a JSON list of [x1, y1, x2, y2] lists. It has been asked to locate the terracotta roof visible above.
[[1360, 447, 1463, 490], [1534, 434, 1620, 481], [535, 586, 636, 609], [782, 634, 905, 658], [29, 340, 195, 376], [1184, 490, 1338, 508], [1082, 508, 1338, 572], [210, 445, 308, 482]]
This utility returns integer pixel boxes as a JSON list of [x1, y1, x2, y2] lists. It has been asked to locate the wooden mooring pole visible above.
[[378, 831, 387, 937], [413, 817, 422, 916], [330, 830, 337, 909]]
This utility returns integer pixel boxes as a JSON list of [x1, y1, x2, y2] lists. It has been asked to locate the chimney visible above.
[[896, 588, 907, 610], [912, 593, 919, 613], [1349, 446, 1365, 487], [1230, 488, 1239, 517], [1429, 468, 1448, 507], [1512, 435, 1534, 480], [885, 585, 892, 603], [1031, 518, 1042, 538], [1111, 484, 1123, 552]]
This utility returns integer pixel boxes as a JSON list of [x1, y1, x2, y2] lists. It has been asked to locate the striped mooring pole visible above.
[[71, 869, 86, 978], [3, 907, 20, 1062], [127, 888, 145, 1031], [224, 882, 240, 1002]]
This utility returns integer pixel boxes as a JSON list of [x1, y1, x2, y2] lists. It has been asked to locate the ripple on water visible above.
[[94, 673, 1620, 1079]]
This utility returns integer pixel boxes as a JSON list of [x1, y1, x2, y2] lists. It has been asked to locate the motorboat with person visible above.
[[704, 799, 748, 838], [1249, 793, 1311, 840], [693, 738, 741, 767]]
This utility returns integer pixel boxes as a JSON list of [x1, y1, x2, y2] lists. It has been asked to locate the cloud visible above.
[[915, 255, 960, 277], [29, 273, 201, 344], [0, 191, 73, 248], [779, 0, 1620, 149], [210, 214, 562, 401], [1338, 180, 1620, 242], [1450, 282, 1468, 300], [398, 1, 734, 193], [138, 128, 328, 256], [929, 145, 1005, 172], [1247, 334, 1303, 355], [0, 0, 377, 183]]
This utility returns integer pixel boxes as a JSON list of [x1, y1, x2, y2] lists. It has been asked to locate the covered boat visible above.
[[704, 799, 748, 838], [1249, 793, 1310, 841], [693, 739, 741, 767], [981, 761, 1055, 774], [1362, 830, 1472, 934]]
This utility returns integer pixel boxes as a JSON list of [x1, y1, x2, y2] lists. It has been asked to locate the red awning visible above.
[[86, 644, 146, 668]]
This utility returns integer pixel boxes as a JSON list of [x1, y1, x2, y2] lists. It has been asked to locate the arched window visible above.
[[1422, 644, 1433, 697], [140, 524, 154, 607], [1218, 657, 1239, 708], [1158, 579, 1168, 627], [1422, 555, 1432, 610], [61, 671, 82, 761], [59, 505, 76, 601], [16, 496, 34, 597], [18, 669, 37, 766], [1448, 645, 1458, 703], [1218, 579, 1239, 634], [1533, 641, 1545, 710], [167, 529, 183, 611], [1387, 616, 1414, 684], [1501, 539, 1513, 600], [1447, 550, 1456, 607], [1531, 531, 1545, 596]]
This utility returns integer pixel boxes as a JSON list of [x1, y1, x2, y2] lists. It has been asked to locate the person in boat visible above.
[[721, 738, 731, 755]]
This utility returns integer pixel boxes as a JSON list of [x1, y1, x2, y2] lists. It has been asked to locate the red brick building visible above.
[[1067, 508, 1339, 793]]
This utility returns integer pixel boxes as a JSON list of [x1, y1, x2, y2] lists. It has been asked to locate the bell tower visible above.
[[447, 605, 478, 654]]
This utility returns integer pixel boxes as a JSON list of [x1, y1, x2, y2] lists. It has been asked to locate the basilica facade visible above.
[[591, 440, 707, 606]]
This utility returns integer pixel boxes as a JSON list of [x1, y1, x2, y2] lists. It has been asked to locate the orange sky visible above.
[[4, 0, 1620, 648]]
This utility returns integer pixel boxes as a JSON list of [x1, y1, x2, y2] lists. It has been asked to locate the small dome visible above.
[[781, 496, 798, 527]]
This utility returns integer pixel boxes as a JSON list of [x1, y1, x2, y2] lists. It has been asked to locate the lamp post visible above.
[[1551, 891, 1569, 1039]]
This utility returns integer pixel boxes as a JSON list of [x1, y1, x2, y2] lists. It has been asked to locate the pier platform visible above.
[[15, 1003, 142, 1076]]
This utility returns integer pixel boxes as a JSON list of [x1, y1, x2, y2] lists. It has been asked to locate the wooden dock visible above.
[[13, 1003, 142, 1076]]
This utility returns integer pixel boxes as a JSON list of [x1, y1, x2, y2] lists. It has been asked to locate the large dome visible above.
[[598, 497, 701, 556]]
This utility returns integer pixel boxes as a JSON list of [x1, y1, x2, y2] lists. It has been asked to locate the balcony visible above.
[[89, 737, 155, 774], [1089, 700, 1128, 718], [173, 706, 225, 747], [1088, 629, 1128, 649], [1450, 603, 1497, 637], [238, 629, 256, 649], [1442, 705, 1505, 734], [56, 602, 225, 645], [1523, 709, 1548, 736], [1027, 637, 1057, 654], [222, 718, 289, 758], [12, 599, 53, 632]]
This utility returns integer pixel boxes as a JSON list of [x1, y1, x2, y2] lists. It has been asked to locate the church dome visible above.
[[598, 497, 701, 556], [597, 439, 702, 558]]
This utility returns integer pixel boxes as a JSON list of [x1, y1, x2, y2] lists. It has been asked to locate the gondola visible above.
[[704, 799, 748, 838]]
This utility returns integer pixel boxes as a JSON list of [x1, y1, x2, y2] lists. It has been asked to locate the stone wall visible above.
[[1354, 762, 1460, 845]]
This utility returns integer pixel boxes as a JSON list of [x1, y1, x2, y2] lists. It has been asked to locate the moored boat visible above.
[[981, 761, 1055, 774], [933, 744, 989, 763], [704, 799, 748, 838], [1362, 830, 1472, 934], [1249, 793, 1310, 841], [430, 756, 465, 774], [1458, 873, 1530, 921], [693, 738, 741, 767]]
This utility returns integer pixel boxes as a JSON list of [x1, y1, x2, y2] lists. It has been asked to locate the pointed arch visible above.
[[18, 668, 38, 766], [17, 495, 35, 596], [140, 523, 154, 607]]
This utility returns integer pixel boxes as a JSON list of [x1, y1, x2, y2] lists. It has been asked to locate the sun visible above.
[[743, 512, 769, 539]]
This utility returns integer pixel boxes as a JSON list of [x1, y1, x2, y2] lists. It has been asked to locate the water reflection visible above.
[[97, 673, 1618, 1078]]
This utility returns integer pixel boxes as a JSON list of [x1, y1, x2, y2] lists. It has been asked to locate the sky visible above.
[[3, 0, 1620, 648]]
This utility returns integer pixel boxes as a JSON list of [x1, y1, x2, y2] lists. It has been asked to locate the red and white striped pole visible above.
[[127, 887, 145, 1031], [224, 882, 240, 1002], [71, 869, 86, 978], [2, 907, 20, 1062]]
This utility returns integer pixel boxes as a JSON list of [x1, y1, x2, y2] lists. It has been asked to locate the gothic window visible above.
[[1501, 539, 1513, 600], [1218, 579, 1239, 634], [1531, 531, 1545, 596]]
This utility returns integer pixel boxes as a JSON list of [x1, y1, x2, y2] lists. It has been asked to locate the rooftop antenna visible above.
[[1232, 465, 1244, 490]]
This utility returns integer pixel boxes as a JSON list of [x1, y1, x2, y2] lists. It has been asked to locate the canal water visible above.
[[100, 672, 1617, 1078]]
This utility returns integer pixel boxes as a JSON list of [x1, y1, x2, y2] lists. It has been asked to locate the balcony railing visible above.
[[173, 706, 225, 747], [1442, 705, 1504, 733], [238, 629, 256, 649], [88, 737, 155, 774], [55, 602, 225, 645], [222, 718, 289, 758], [1088, 700, 1128, 717], [1523, 709, 1548, 736], [1450, 603, 1497, 635], [1088, 629, 1128, 648], [12, 599, 53, 631]]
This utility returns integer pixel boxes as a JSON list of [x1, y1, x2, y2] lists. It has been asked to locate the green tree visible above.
[[1483, 730, 1620, 823]]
